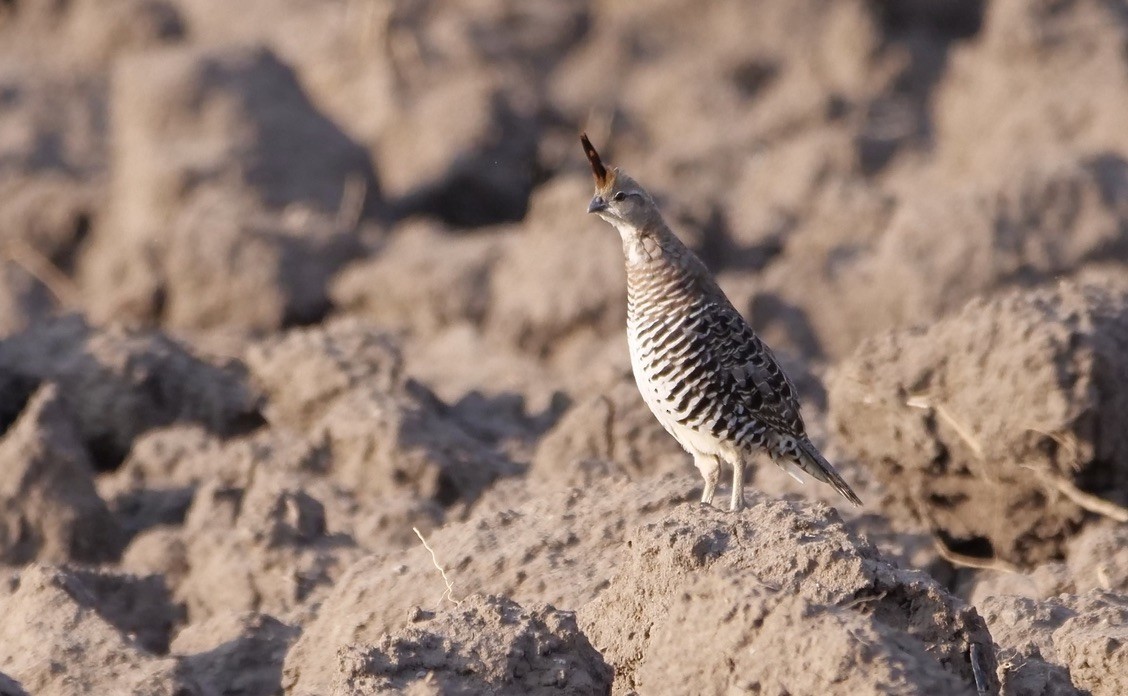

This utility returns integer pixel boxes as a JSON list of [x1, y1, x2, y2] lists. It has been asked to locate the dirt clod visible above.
[[582, 497, 996, 695], [829, 280, 1128, 566], [0, 565, 206, 696], [0, 384, 123, 563], [333, 595, 612, 696]]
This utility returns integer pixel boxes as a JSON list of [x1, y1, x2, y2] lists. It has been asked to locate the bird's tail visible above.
[[794, 438, 862, 506]]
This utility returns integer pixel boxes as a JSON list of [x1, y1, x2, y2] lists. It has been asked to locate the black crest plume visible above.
[[580, 133, 609, 187]]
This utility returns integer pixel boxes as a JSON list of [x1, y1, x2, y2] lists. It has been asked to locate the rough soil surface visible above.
[[334, 595, 612, 696], [982, 590, 1128, 696], [173, 612, 299, 696], [828, 280, 1128, 567], [1, 1, 1127, 694], [0, 565, 205, 696], [0, 383, 123, 563], [280, 475, 690, 695], [583, 497, 995, 695], [0, 317, 264, 469]]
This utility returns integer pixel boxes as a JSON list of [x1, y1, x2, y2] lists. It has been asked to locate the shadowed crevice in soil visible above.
[[384, 94, 539, 228], [196, 47, 381, 219], [860, 0, 986, 173], [0, 317, 264, 472]]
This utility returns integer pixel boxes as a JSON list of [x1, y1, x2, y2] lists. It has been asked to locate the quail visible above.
[[581, 134, 861, 511]]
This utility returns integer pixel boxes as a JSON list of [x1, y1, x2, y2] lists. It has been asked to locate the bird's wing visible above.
[[685, 297, 805, 436]]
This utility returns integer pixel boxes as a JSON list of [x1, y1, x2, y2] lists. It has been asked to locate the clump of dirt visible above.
[[643, 572, 969, 694], [109, 423, 431, 624], [930, 0, 1128, 182], [166, 472, 362, 624], [330, 221, 503, 337], [872, 156, 1128, 322], [982, 590, 1128, 696], [0, 317, 263, 469], [376, 73, 540, 227], [829, 280, 1128, 566], [969, 521, 1128, 606], [62, 566, 181, 655], [334, 595, 612, 695], [79, 44, 375, 329], [281, 473, 998, 696], [245, 319, 403, 429], [486, 175, 626, 357], [0, 565, 206, 696], [744, 151, 1128, 363], [739, 181, 896, 360], [247, 319, 518, 505], [0, 384, 122, 563], [172, 612, 299, 696], [581, 496, 995, 694], [280, 474, 690, 695], [365, 2, 585, 227], [821, 157, 1128, 359], [530, 373, 686, 487]]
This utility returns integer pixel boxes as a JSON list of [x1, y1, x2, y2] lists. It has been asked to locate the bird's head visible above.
[[581, 133, 660, 231]]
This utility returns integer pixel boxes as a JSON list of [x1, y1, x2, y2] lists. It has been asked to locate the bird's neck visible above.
[[618, 218, 715, 317], [614, 218, 687, 269]]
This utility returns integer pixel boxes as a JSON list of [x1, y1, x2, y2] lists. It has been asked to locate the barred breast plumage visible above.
[[582, 133, 861, 511], [626, 253, 779, 453]]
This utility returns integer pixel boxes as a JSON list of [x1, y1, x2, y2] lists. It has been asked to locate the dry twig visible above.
[[905, 395, 985, 460], [413, 526, 461, 606], [1020, 464, 1128, 523], [908, 495, 1019, 573], [930, 536, 1019, 574], [3, 238, 81, 310]]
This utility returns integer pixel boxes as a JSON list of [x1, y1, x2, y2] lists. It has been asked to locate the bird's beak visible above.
[[588, 195, 607, 214]]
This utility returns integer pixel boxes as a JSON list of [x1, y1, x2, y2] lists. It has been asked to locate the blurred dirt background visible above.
[[1, 0, 1127, 694]]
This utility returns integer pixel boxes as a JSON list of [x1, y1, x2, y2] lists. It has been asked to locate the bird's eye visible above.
[[612, 192, 627, 202]]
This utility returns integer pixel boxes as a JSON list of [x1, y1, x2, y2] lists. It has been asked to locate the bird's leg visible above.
[[695, 455, 720, 506], [730, 457, 746, 511]]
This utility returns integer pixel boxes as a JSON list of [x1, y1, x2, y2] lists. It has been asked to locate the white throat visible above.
[[606, 217, 659, 265]]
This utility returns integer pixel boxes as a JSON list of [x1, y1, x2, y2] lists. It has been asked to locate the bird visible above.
[[580, 133, 861, 511]]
